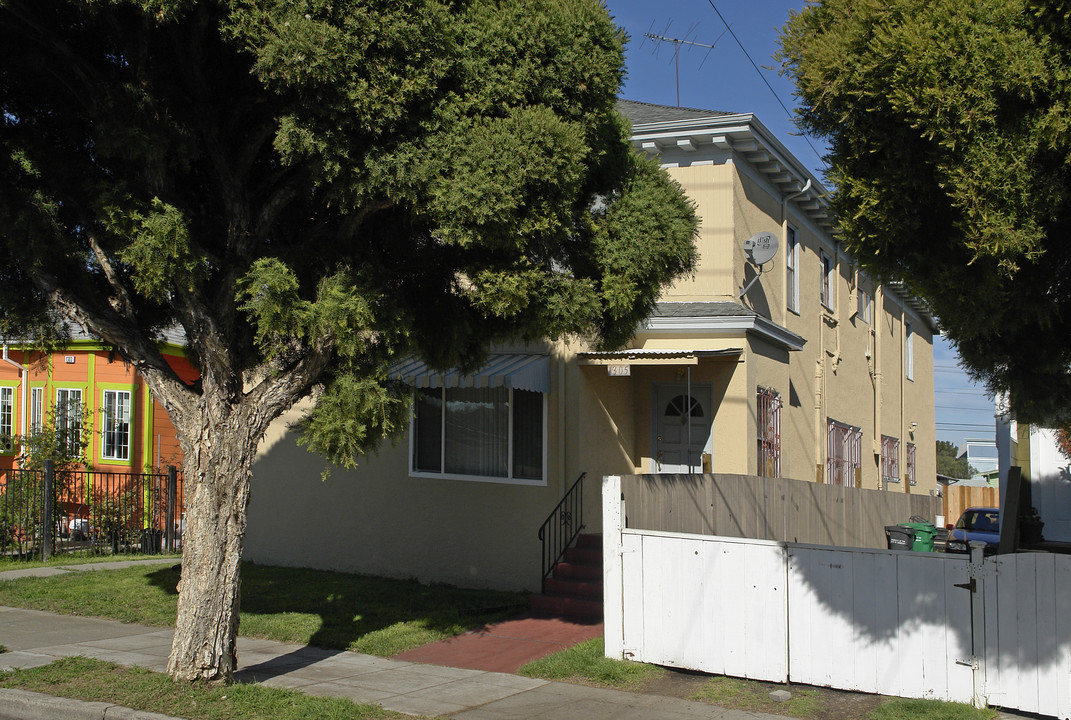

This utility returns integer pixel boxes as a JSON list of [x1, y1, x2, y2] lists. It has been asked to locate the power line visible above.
[[704, 1, 825, 167]]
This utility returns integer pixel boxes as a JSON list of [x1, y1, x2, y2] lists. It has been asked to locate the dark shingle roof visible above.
[[651, 301, 758, 319], [618, 99, 736, 125]]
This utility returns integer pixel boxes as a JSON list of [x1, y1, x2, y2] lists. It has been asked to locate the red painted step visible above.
[[530, 593, 603, 621], [545, 577, 603, 599], [549, 561, 602, 582], [563, 547, 601, 565], [532, 533, 604, 622]]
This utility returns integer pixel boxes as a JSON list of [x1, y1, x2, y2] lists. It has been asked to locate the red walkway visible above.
[[393, 614, 604, 674]]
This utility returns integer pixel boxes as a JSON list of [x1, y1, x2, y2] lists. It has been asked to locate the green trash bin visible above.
[[900, 522, 937, 552]]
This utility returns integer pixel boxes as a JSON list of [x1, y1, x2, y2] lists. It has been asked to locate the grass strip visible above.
[[0, 561, 527, 657], [0, 657, 407, 720], [691, 676, 820, 718], [518, 638, 662, 687], [867, 698, 998, 720], [0, 552, 180, 571]]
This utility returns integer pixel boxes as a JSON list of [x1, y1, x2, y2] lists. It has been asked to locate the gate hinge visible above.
[[955, 657, 979, 670]]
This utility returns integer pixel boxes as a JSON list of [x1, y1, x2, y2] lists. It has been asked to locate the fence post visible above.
[[165, 466, 177, 552], [42, 459, 54, 562], [603, 475, 625, 660]]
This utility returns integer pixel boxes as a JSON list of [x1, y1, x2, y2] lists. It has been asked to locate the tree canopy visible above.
[[0, 0, 697, 681], [936, 440, 973, 479], [780, 0, 1071, 426]]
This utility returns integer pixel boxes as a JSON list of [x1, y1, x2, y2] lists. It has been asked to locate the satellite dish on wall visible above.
[[744, 231, 778, 267]]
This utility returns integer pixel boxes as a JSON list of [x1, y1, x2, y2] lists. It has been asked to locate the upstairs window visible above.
[[0, 387, 13, 450], [905, 322, 914, 380], [906, 442, 917, 486], [29, 387, 43, 435], [786, 227, 799, 314], [102, 389, 132, 461], [56, 388, 84, 455], [820, 251, 834, 311], [857, 282, 873, 324]]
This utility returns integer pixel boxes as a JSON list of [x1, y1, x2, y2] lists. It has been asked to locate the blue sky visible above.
[[604, 0, 996, 450]]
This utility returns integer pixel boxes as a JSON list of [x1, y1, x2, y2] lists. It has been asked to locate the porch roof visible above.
[[577, 348, 742, 365], [388, 353, 550, 394], [643, 302, 806, 352]]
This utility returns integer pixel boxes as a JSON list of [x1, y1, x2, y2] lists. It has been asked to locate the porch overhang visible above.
[[642, 302, 806, 352], [388, 353, 550, 394], [577, 348, 742, 366]]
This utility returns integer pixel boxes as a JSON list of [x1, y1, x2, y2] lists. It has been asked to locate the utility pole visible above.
[[643, 32, 720, 107]]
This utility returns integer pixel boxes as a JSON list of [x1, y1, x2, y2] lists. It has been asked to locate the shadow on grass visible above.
[[145, 561, 528, 673]]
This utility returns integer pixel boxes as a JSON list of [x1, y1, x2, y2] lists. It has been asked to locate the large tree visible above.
[[0, 0, 697, 682], [780, 0, 1071, 426]]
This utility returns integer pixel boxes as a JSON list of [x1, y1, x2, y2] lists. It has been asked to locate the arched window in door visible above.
[[664, 394, 704, 423]]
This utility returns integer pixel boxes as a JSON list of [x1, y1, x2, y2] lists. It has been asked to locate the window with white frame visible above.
[[906, 442, 916, 486], [0, 387, 13, 446], [757, 387, 782, 478], [786, 227, 799, 314], [857, 279, 873, 324], [820, 250, 834, 310], [882, 435, 901, 485], [412, 386, 545, 483], [30, 387, 43, 435], [102, 389, 132, 461], [56, 388, 84, 455], [905, 321, 914, 380], [826, 419, 861, 486]]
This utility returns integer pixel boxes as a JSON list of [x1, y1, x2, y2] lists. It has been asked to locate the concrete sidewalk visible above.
[[0, 604, 793, 720]]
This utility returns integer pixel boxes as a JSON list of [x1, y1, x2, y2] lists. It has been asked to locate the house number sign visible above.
[[607, 364, 631, 377]]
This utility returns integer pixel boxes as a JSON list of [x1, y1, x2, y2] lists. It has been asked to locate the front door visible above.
[[653, 383, 712, 473]]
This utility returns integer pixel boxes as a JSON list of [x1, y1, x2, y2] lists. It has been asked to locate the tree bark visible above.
[[166, 402, 257, 683]]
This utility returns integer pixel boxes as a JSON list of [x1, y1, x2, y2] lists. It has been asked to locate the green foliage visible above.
[[0, 562, 528, 656], [0, 657, 406, 720], [518, 638, 662, 687], [780, 0, 1071, 425], [0, 0, 697, 469], [0, 405, 91, 556], [935, 440, 972, 479], [690, 676, 820, 718], [296, 374, 410, 475], [867, 698, 998, 720]]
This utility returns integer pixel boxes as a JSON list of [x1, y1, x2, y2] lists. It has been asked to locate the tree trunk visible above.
[[166, 411, 256, 683]]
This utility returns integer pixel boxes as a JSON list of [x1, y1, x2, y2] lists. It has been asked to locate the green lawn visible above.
[[0, 657, 407, 720], [0, 561, 528, 657]]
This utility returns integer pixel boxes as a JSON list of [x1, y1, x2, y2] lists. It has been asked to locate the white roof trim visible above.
[[642, 315, 806, 352], [577, 348, 742, 365], [389, 353, 550, 394]]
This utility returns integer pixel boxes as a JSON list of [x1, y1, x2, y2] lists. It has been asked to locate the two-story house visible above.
[[0, 329, 193, 474], [244, 100, 937, 592]]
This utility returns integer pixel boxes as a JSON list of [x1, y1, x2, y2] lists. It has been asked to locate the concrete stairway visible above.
[[530, 533, 603, 621]]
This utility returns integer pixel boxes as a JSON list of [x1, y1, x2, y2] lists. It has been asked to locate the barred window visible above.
[[826, 419, 861, 486], [882, 435, 901, 485], [757, 387, 781, 478]]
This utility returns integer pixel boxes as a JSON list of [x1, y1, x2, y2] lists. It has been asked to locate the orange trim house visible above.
[[0, 338, 194, 474]]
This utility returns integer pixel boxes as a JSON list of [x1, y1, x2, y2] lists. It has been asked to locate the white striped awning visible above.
[[577, 348, 742, 365], [388, 353, 550, 394]]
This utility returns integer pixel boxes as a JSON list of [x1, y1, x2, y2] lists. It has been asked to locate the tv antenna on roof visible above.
[[643, 23, 727, 107], [739, 231, 778, 298]]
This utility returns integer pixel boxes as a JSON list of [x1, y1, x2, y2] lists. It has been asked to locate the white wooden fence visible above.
[[603, 475, 1071, 718]]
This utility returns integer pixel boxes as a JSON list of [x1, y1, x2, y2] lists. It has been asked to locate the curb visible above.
[[0, 688, 183, 720]]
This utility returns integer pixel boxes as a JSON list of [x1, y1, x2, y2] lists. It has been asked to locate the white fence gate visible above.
[[603, 475, 1071, 718]]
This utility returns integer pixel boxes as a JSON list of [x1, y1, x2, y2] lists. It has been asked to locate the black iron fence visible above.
[[0, 460, 184, 561]]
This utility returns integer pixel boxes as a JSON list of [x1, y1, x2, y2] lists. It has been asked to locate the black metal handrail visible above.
[[537, 471, 586, 593]]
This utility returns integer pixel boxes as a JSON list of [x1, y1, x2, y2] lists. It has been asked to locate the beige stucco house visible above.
[[244, 100, 937, 591]]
